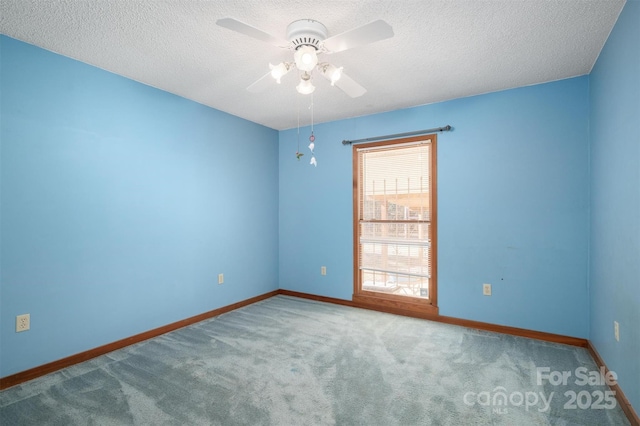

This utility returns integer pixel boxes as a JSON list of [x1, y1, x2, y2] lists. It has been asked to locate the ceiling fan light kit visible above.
[[217, 17, 394, 98]]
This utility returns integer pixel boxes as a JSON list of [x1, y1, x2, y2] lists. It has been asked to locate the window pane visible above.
[[359, 223, 431, 277], [360, 144, 431, 221], [360, 222, 430, 244], [361, 270, 429, 298]]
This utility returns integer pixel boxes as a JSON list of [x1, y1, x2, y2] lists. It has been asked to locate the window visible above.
[[353, 135, 438, 314]]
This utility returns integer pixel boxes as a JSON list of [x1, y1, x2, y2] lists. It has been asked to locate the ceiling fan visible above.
[[216, 18, 394, 98]]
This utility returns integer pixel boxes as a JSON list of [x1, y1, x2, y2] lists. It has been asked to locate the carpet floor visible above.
[[0, 295, 630, 425]]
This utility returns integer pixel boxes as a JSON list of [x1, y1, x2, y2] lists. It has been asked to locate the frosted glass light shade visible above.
[[324, 64, 343, 85], [294, 46, 318, 72], [269, 62, 290, 84], [296, 78, 315, 95]]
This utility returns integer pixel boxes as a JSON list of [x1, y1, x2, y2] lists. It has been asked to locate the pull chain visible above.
[[296, 95, 303, 160], [309, 93, 317, 166]]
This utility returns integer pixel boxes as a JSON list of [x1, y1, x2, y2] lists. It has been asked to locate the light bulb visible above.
[[294, 46, 318, 72], [329, 66, 342, 85], [302, 53, 313, 65]]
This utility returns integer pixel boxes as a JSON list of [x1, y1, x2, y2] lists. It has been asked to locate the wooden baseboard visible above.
[[278, 289, 358, 308], [279, 289, 587, 347], [435, 314, 588, 347], [0, 290, 279, 390], [587, 341, 640, 426]]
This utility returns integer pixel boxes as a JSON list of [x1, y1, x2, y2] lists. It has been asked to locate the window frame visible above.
[[352, 135, 438, 315]]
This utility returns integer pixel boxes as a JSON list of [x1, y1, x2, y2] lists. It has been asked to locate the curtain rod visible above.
[[341, 125, 452, 145]]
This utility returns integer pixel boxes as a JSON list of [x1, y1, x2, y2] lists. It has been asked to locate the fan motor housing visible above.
[[287, 19, 328, 50]]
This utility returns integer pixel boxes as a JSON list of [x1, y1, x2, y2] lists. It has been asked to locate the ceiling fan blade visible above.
[[247, 71, 275, 93], [217, 18, 288, 48], [322, 20, 394, 53], [333, 71, 367, 98]]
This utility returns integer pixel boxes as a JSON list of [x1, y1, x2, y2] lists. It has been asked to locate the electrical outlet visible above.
[[614, 321, 619, 342], [16, 314, 30, 332], [321, 266, 327, 276], [483, 283, 492, 296], [218, 273, 224, 285]]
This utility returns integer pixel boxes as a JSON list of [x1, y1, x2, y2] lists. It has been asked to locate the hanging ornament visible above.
[[308, 132, 316, 166]]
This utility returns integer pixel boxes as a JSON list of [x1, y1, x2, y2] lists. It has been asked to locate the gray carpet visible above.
[[0, 295, 630, 425]]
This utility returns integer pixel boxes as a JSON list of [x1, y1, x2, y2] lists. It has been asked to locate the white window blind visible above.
[[357, 140, 433, 299]]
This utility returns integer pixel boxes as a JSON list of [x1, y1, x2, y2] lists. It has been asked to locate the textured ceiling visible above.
[[0, 0, 626, 130]]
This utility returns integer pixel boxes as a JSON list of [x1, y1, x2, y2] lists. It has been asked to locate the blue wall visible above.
[[2, 4, 638, 415], [0, 36, 279, 377], [279, 77, 590, 339], [589, 0, 640, 413]]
